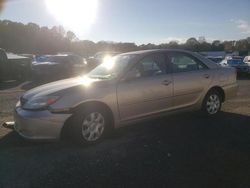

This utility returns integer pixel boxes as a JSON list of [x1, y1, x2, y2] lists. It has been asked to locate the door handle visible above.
[[203, 74, 210, 79], [162, 80, 172, 86]]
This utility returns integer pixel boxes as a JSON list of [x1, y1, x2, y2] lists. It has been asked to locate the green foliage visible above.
[[0, 20, 249, 57]]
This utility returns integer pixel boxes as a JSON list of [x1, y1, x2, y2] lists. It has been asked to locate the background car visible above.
[[220, 56, 250, 75], [86, 51, 120, 70], [32, 54, 87, 81], [244, 56, 250, 65], [0, 48, 31, 82]]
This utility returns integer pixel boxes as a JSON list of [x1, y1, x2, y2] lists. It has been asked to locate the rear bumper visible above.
[[223, 83, 238, 101], [14, 107, 71, 140]]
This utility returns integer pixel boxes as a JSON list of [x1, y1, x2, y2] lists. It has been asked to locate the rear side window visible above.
[[168, 52, 208, 73]]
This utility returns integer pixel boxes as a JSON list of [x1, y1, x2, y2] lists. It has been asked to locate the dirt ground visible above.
[[0, 78, 250, 188]]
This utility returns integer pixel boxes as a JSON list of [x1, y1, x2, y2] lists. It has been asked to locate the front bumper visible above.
[[14, 107, 72, 140]]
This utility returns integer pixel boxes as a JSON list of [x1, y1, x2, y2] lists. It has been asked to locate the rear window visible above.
[[49, 56, 68, 63]]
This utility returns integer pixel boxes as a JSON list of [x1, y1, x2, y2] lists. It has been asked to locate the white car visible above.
[[244, 56, 250, 65]]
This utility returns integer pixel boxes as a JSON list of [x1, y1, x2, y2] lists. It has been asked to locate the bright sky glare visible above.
[[1, 0, 250, 44], [45, 0, 98, 34]]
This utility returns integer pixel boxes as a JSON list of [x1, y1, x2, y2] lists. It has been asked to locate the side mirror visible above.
[[123, 68, 141, 81]]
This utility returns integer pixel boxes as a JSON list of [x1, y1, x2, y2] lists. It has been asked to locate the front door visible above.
[[117, 53, 173, 121]]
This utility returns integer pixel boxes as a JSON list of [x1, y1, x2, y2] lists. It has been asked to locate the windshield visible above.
[[87, 54, 137, 79], [48, 56, 67, 63]]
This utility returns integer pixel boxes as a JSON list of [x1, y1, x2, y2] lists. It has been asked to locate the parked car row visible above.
[[0, 49, 121, 83], [32, 52, 120, 81], [219, 56, 250, 75], [206, 55, 250, 75], [32, 54, 87, 81]]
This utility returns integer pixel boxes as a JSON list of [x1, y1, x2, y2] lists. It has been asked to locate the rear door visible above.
[[117, 53, 173, 121], [167, 52, 212, 109]]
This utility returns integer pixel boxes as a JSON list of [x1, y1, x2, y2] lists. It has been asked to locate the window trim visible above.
[[126, 52, 170, 78]]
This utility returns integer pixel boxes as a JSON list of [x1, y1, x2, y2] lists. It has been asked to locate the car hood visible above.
[[22, 76, 104, 99]]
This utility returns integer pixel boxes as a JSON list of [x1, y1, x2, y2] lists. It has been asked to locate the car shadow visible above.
[[1, 111, 250, 187], [1, 111, 250, 150]]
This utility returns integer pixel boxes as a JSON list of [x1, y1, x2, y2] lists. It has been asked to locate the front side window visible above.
[[87, 54, 137, 79], [131, 54, 166, 78], [169, 53, 207, 73]]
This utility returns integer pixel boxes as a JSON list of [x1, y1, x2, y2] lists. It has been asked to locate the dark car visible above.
[[86, 51, 120, 70], [220, 56, 250, 75], [32, 54, 87, 81], [0, 48, 31, 82]]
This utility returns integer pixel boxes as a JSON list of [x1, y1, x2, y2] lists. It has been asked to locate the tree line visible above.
[[0, 20, 250, 57]]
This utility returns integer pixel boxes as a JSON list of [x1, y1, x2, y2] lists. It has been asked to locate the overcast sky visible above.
[[1, 0, 250, 44]]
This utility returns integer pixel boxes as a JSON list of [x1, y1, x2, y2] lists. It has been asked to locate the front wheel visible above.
[[71, 106, 111, 145], [202, 91, 222, 115]]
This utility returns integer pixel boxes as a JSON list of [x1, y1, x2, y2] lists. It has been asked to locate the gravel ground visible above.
[[0, 79, 250, 188]]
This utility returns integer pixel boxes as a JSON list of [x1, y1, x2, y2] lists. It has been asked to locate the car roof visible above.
[[121, 49, 195, 56], [121, 49, 220, 69]]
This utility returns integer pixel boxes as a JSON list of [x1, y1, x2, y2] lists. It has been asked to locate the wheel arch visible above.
[[206, 86, 225, 102], [60, 100, 115, 139]]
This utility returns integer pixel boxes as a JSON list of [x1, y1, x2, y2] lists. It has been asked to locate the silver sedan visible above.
[[14, 49, 238, 144]]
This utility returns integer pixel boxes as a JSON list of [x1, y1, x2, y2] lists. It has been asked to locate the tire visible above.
[[71, 106, 111, 145], [202, 90, 222, 116]]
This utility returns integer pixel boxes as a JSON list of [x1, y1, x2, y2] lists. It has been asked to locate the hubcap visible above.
[[206, 94, 220, 115], [82, 112, 105, 141]]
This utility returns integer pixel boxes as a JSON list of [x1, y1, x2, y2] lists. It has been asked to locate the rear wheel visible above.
[[71, 106, 111, 145], [202, 90, 222, 115]]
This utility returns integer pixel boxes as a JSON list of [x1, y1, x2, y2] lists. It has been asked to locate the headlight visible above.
[[22, 96, 60, 110]]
